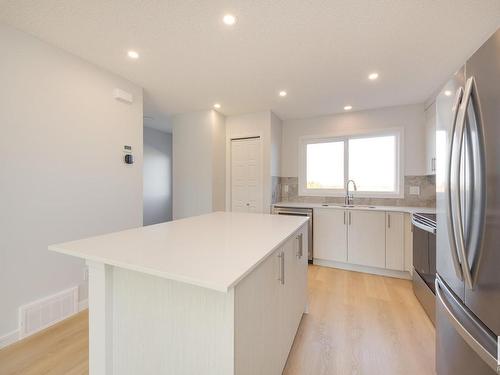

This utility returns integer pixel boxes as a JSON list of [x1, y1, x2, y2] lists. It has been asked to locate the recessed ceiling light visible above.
[[344, 105, 353, 111], [214, 103, 221, 109], [444, 90, 452, 96], [368, 72, 379, 80], [279, 90, 287, 97], [223, 14, 237, 25], [127, 50, 139, 59]]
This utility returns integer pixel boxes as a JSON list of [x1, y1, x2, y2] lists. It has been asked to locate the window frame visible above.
[[298, 128, 404, 198]]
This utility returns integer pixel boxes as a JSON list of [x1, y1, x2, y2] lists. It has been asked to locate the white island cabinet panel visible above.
[[49, 212, 308, 375], [111, 267, 235, 375], [234, 226, 308, 375]]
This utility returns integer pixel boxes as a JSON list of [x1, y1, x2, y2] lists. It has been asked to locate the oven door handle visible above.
[[411, 218, 436, 234]]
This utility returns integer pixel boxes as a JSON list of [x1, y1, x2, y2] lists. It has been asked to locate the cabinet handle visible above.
[[343, 211, 346, 225], [348, 211, 352, 226], [388, 214, 391, 228], [278, 251, 285, 285], [296, 233, 303, 258]]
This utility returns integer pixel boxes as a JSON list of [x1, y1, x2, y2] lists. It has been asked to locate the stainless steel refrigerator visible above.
[[436, 28, 500, 374]]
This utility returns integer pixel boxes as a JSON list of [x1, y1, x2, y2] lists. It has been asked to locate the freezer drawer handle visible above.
[[435, 277, 499, 373]]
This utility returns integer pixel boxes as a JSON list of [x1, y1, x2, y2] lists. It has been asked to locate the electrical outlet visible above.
[[284, 185, 289, 193], [409, 186, 420, 195]]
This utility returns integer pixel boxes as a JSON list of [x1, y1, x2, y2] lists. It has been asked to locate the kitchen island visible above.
[[49, 212, 309, 375]]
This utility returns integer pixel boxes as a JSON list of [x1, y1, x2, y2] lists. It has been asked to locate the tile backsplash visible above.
[[274, 175, 436, 207]]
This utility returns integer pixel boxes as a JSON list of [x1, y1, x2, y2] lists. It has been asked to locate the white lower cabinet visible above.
[[234, 226, 308, 375], [313, 208, 347, 262], [385, 212, 405, 271], [313, 208, 408, 276], [347, 210, 386, 268]]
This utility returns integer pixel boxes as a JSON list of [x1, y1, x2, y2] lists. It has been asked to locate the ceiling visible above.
[[1, 1, 499, 131]]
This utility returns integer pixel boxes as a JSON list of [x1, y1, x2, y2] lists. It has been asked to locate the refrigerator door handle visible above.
[[452, 77, 487, 289], [451, 82, 474, 289], [436, 277, 499, 372], [447, 87, 465, 280], [463, 76, 487, 288]]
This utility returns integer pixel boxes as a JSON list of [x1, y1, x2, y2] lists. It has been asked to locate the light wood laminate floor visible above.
[[0, 265, 435, 375]]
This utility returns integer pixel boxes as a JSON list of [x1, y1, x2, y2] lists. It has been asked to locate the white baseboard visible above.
[[78, 299, 88, 311], [0, 330, 19, 350], [313, 258, 411, 280]]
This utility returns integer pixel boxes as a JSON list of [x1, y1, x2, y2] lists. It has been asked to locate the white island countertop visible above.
[[273, 201, 436, 214], [49, 212, 308, 293]]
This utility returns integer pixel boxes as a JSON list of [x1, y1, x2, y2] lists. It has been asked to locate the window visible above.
[[306, 141, 344, 190], [348, 135, 396, 193], [299, 130, 402, 197]]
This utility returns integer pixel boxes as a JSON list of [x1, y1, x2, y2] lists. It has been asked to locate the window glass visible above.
[[348, 135, 396, 192], [306, 141, 344, 190]]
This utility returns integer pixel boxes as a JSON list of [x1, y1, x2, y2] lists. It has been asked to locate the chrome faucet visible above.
[[345, 179, 357, 206]]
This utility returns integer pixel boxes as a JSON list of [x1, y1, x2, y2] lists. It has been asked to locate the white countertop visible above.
[[273, 201, 435, 214], [49, 212, 308, 293]]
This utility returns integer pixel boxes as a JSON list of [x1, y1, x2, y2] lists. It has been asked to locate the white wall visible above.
[[212, 111, 226, 212], [270, 112, 283, 177], [172, 110, 225, 219], [0, 24, 143, 339], [143, 127, 172, 225], [281, 104, 426, 177]]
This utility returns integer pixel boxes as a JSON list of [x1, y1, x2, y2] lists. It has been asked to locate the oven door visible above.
[[413, 224, 431, 287], [412, 220, 437, 324]]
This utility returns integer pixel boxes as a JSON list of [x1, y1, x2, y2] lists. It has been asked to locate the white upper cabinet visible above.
[[313, 207, 348, 262], [425, 101, 437, 175], [385, 212, 405, 271], [347, 210, 386, 268]]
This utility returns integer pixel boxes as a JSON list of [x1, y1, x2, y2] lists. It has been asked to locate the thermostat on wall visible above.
[[124, 154, 134, 164], [124, 145, 134, 165]]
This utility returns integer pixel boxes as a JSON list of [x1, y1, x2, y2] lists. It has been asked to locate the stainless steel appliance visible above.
[[436, 28, 500, 375], [272, 205, 313, 263], [412, 213, 436, 325]]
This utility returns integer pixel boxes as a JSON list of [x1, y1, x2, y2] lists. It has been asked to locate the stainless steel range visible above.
[[412, 212, 436, 324]]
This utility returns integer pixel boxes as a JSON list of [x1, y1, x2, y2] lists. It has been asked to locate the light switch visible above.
[[409, 186, 420, 195]]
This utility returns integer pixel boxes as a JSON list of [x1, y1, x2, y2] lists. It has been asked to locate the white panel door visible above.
[[347, 210, 386, 268], [385, 212, 405, 270], [231, 138, 263, 213], [313, 208, 348, 262]]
